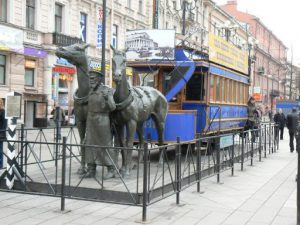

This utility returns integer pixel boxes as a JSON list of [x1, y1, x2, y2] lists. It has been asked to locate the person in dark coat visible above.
[[273, 109, 286, 140], [0, 99, 7, 168], [286, 108, 299, 152]]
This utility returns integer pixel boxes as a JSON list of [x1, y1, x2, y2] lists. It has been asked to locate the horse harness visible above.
[[115, 87, 151, 111]]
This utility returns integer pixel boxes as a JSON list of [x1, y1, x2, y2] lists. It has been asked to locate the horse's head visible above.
[[112, 47, 127, 84], [55, 43, 89, 65]]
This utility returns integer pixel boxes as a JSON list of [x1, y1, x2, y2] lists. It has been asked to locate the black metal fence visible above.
[[0, 123, 278, 221]]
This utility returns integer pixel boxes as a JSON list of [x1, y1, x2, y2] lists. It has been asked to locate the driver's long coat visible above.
[[85, 84, 117, 166]]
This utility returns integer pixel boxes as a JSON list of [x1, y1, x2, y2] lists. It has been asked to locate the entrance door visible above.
[[25, 101, 34, 127]]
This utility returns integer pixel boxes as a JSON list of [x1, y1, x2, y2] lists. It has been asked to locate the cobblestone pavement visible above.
[[0, 129, 297, 225]]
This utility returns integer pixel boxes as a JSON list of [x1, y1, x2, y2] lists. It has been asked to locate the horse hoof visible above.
[[119, 168, 130, 178], [77, 166, 86, 175], [83, 170, 96, 178]]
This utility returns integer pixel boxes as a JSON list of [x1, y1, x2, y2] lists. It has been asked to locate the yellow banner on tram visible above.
[[208, 33, 248, 74]]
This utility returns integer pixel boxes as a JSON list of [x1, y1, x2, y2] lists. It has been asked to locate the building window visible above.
[[127, 0, 131, 8], [0, 55, 6, 85], [112, 24, 118, 49], [26, 0, 35, 29], [25, 69, 34, 86], [80, 12, 87, 42], [138, 0, 143, 13], [55, 3, 63, 33], [0, 0, 7, 22], [25, 60, 36, 86]]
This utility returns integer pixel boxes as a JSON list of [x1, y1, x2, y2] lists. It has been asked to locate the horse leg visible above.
[[124, 121, 137, 177], [136, 122, 144, 164], [152, 113, 166, 164], [114, 125, 125, 175], [76, 119, 86, 174]]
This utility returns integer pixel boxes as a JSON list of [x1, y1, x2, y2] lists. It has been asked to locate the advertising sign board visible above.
[[125, 29, 175, 60], [209, 33, 248, 74]]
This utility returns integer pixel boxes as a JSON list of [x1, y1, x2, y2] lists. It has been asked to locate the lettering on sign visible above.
[[53, 66, 76, 74]]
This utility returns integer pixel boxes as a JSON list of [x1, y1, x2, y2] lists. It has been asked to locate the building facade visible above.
[[221, 0, 289, 110]]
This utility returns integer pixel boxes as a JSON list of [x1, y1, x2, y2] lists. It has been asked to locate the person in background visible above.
[[0, 99, 7, 168], [52, 103, 65, 139], [273, 109, 286, 140], [246, 97, 257, 142], [286, 108, 299, 152]]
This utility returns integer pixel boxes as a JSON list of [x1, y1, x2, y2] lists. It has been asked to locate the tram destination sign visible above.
[[209, 33, 248, 74]]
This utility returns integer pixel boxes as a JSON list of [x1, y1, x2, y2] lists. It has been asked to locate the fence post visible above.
[[196, 134, 201, 192], [297, 131, 300, 225], [176, 137, 181, 205], [142, 142, 148, 222], [276, 124, 279, 152], [269, 122, 271, 154], [264, 124, 267, 158], [231, 134, 234, 176], [251, 130, 254, 166], [259, 127, 262, 162], [20, 124, 24, 172], [241, 133, 244, 171], [216, 137, 220, 183], [61, 137, 67, 211]]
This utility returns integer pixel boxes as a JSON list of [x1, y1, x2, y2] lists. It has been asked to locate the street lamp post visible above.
[[174, 0, 198, 37], [268, 74, 274, 119], [101, 0, 107, 83]]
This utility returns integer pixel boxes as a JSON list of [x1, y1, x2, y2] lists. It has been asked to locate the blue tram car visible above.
[[128, 47, 249, 143]]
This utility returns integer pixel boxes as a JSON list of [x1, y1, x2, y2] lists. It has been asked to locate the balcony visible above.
[[52, 33, 83, 46]]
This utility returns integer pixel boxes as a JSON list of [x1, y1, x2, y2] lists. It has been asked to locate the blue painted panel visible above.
[[209, 65, 249, 84], [209, 105, 248, 119], [182, 103, 207, 133], [210, 106, 221, 119], [207, 120, 247, 132], [143, 112, 196, 142]]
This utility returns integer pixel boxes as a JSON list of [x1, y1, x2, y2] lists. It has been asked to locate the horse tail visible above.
[[151, 93, 168, 146]]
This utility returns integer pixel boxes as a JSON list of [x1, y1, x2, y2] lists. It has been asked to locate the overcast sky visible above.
[[213, 0, 300, 65]]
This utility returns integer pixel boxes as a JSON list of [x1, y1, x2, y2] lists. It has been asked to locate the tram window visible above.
[[245, 85, 248, 104], [138, 72, 155, 87], [234, 81, 237, 103], [221, 78, 225, 102], [216, 77, 220, 102], [237, 83, 240, 103], [186, 73, 205, 101], [240, 84, 244, 104], [227, 79, 231, 103], [163, 72, 171, 94], [210, 76, 214, 101], [232, 81, 234, 103]]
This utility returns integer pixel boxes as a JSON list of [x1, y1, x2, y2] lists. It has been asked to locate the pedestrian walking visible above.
[[0, 99, 7, 168], [52, 103, 65, 139], [286, 108, 299, 152], [273, 109, 286, 140]]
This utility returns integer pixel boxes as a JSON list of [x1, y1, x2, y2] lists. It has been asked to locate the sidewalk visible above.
[[0, 130, 297, 225]]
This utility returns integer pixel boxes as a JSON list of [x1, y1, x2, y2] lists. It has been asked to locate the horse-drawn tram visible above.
[[127, 46, 249, 143]]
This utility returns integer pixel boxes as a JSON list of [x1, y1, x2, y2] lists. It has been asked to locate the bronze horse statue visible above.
[[111, 48, 168, 177], [55, 43, 90, 174]]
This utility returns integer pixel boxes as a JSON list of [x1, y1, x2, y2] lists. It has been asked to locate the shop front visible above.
[[52, 59, 76, 117]]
